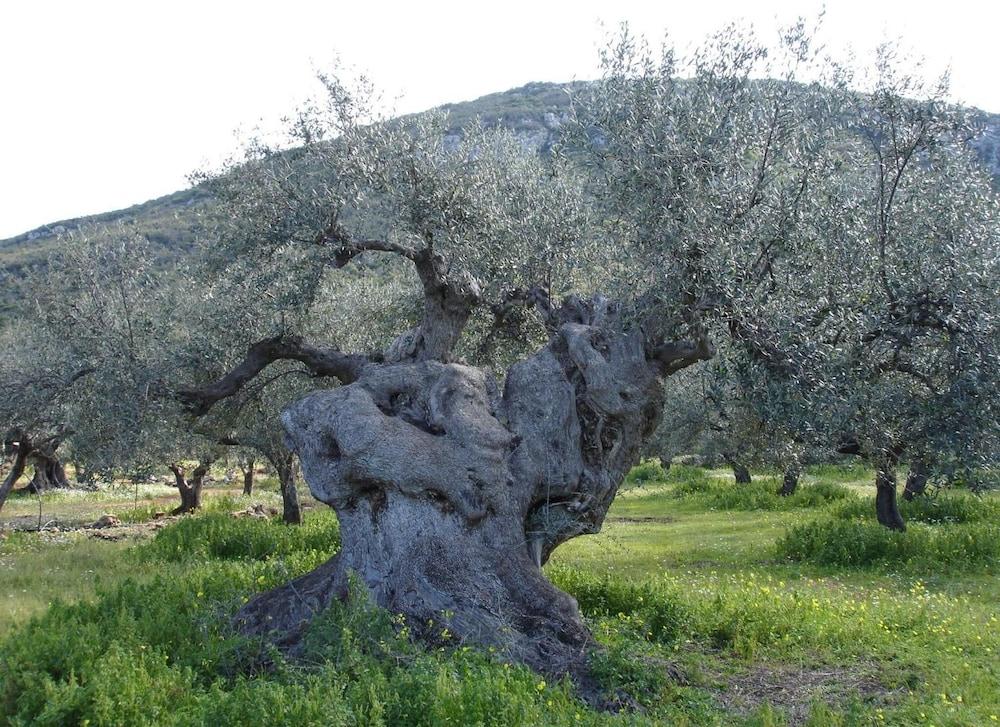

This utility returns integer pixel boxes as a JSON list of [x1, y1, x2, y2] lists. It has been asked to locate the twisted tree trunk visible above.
[[227, 298, 710, 686], [273, 454, 302, 525], [26, 452, 71, 493], [727, 457, 752, 485], [0, 443, 30, 514], [168, 460, 212, 515]]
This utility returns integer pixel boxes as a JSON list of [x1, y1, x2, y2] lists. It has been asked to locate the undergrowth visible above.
[[667, 467, 853, 511], [2, 475, 999, 725]]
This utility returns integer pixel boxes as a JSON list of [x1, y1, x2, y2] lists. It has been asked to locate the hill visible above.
[[2, 80, 997, 281]]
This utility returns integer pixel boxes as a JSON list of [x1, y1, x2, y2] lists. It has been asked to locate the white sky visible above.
[[2, 0, 998, 239]]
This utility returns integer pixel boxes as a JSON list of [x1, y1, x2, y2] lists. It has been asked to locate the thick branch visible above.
[[179, 335, 370, 416], [649, 336, 715, 375]]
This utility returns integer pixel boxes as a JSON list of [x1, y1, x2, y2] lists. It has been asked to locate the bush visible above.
[[623, 459, 667, 487], [777, 518, 1000, 569], [834, 491, 1000, 525], [138, 512, 340, 563], [670, 475, 853, 512], [0, 563, 598, 726]]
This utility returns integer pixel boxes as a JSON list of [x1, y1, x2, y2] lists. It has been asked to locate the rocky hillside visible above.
[[2, 81, 997, 279]]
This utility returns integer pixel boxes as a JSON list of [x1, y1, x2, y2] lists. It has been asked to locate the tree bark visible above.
[[0, 444, 30, 514], [778, 464, 799, 496], [231, 297, 711, 687], [169, 460, 211, 515], [875, 460, 905, 531], [26, 452, 71, 493], [274, 455, 302, 525], [240, 459, 255, 496], [902, 459, 929, 501], [728, 458, 752, 485]]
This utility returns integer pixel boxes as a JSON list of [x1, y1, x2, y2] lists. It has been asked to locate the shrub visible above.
[[138, 512, 340, 563], [834, 491, 1000, 525], [624, 459, 667, 486], [777, 518, 1000, 569], [670, 476, 853, 512]]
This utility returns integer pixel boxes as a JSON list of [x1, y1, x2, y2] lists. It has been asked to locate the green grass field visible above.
[[1, 465, 997, 725]]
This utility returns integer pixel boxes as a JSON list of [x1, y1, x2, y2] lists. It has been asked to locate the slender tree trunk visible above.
[[902, 459, 929, 501], [727, 457, 751, 484], [778, 463, 799, 496], [26, 452, 70, 493], [241, 459, 255, 496], [875, 459, 905, 531], [169, 460, 211, 515], [274, 455, 303, 525], [0, 445, 30, 514]]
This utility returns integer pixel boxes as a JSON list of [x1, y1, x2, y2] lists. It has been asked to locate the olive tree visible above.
[[167, 23, 869, 685], [786, 49, 1000, 527], [4, 227, 223, 513]]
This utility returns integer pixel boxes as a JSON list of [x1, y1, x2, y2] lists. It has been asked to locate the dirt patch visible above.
[[86, 518, 180, 541], [713, 660, 895, 725], [0, 514, 182, 543]]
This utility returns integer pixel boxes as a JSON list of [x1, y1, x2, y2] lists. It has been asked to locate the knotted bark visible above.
[[233, 299, 708, 686]]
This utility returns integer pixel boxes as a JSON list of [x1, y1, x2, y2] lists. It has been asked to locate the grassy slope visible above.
[[1, 467, 997, 725]]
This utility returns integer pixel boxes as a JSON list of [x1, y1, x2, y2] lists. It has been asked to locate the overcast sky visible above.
[[2, 0, 998, 239]]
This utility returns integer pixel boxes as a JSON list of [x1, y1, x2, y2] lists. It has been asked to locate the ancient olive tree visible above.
[[596, 28, 1000, 527], [172, 72, 719, 681], [172, 24, 861, 682], [0, 322, 88, 511]]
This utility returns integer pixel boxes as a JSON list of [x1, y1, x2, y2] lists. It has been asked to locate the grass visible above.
[[1, 465, 998, 725]]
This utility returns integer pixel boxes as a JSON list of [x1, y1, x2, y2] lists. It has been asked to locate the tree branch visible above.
[[178, 334, 371, 416]]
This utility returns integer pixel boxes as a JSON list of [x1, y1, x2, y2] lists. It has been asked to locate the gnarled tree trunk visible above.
[[168, 460, 212, 515], [727, 457, 752, 485], [902, 459, 929, 501], [26, 451, 71, 493], [229, 298, 711, 686], [875, 459, 905, 531]]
